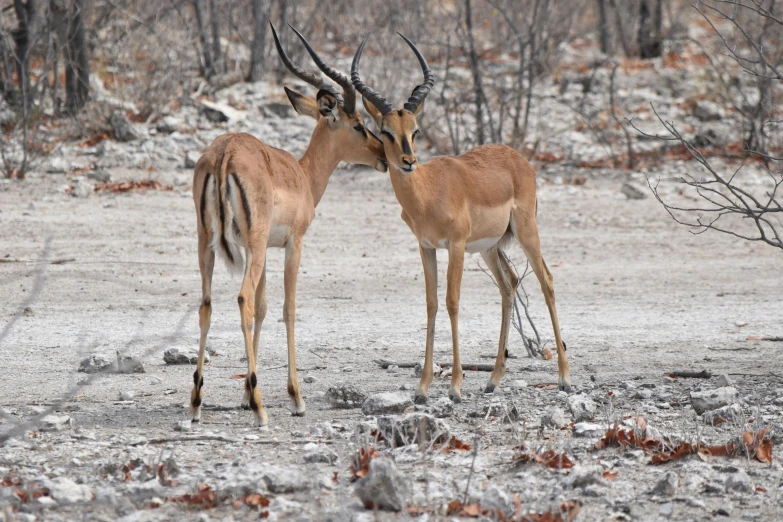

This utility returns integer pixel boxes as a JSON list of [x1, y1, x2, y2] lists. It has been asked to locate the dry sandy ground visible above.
[[0, 163, 781, 521]]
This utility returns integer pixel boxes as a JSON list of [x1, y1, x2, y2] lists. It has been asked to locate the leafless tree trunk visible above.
[[0, 27, 15, 103], [12, 0, 40, 102], [193, 0, 214, 78], [607, 0, 631, 57], [597, 0, 610, 55], [209, 0, 223, 74], [64, 0, 89, 112], [638, 0, 662, 58], [249, 0, 268, 82], [464, 0, 486, 145]]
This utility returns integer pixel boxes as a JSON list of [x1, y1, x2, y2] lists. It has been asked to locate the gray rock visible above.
[[479, 486, 515, 519], [184, 150, 200, 169], [199, 99, 245, 123], [261, 101, 294, 119], [715, 374, 733, 387], [621, 182, 647, 200], [149, 376, 162, 385], [651, 472, 678, 497], [508, 379, 528, 389], [376, 413, 450, 447], [261, 465, 313, 493], [414, 361, 441, 378], [541, 406, 568, 429], [362, 392, 413, 416], [78, 354, 114, 374], [46, 156, 69, 174], [690, 387, 738, 415], [110, 110, 139, 141], [354, 458, 411, 511], [482, 401, 519, 421], [659, 502, 673, 517], [702, 404, 742, 426], [573, 422, 604, 437], [43, 478, 92, 504], [116, 353, 145, 373], [567, 393, 598, 422], [302, 442, 338, 464], [71, 179, 92, 198], [163, 347, 206, 365], [120, 391, 135, 401], [156, 116, 182, 134], [634, 389, 653, 400], [725, 470, 753, 493], [427, 397, 453, 418], [303, 375, 316, 384], [86, 169, 111, 182], [565, 466, 605, 488], [40, 414, 73, 432], [325, 385, 366, 409], [693, 100, 725, 121], [307, 422, 334, 440], [174, 420, 191, 432]]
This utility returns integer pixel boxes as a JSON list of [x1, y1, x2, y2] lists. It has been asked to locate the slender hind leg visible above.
[[242, 260, 267, 408], [283, 236, 306, 416], [480, 247, 518, 393], [238, 246, 269, 426], [190, 235, 214, 422], [415, 246, 438, 404], [513, 212, 572, 392], [446, 241, 466, 402]]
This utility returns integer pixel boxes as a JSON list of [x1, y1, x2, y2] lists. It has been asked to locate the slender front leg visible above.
[[481, 248, 518, 392], [446, 241, 466, 402], [239, 248, 269, 427], [283, 236, 306, 416], [415, 246, 438, 404], [190, 236, 214, 422]]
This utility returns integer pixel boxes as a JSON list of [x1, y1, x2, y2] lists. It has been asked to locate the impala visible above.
[[351, 34, 572, 402], [189, 25, 387, 426]]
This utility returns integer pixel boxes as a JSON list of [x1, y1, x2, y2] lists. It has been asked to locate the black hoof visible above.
[[241, 404, 250, 410], [191, 418, 200, 423], [414, 395, 428, 405], [559, 384, 573, 393], [484, 384, 496, 394], [292, 411, 306, 417], [449, 394, 462, 404]]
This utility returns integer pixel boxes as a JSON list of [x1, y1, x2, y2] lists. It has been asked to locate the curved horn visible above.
[[270, 23, 342, 101], [289, 25, 356, 115], [351, 35, 393, 116], [398, 33, 434, 113]]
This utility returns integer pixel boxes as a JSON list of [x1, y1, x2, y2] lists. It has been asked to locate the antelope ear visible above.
[[284, 86, 320, 120], [362, 96, 384, 128], [316, 90, 339, 122]]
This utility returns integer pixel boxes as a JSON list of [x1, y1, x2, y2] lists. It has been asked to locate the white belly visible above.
[[267, 224, 291, 248], [419, 237, 448, 250], [465, 236, 503, 253]]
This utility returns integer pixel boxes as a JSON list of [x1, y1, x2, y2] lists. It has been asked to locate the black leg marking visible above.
[[199, 174, 211, 230], [287, 383, 296, 398], [237, 296, 244, 305], [504, 348, 509, 359], [230, 172, 252, 230], [563, 341, 567, 352], [247, 373, 259, 412], [193, 370, 200, 385], [192, 370, 204, 408], [202, 297, 211, 307]]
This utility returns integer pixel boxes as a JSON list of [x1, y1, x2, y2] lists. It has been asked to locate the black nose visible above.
[[403, 158, 415, 167]]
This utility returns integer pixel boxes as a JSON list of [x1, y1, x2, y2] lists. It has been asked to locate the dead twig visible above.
[[129, 436, 324, 446], [667, 370, 712, 379]]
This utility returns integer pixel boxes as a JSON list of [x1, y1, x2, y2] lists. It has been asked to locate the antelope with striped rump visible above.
[[351, 34, 572, 403], [190, 24, 387, 426]]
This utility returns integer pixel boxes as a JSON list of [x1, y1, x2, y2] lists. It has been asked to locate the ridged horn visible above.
[[270, 23, 342, 101], [351, 35, 393, 116], [398, 33, 434, 113], [289, 25, 356, 114]]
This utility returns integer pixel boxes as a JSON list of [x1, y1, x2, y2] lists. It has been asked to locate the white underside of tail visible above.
[[205, 174, 245, 276]]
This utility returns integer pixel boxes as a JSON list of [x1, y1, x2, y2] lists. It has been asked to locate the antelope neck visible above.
[[297, 120, 343, 207]]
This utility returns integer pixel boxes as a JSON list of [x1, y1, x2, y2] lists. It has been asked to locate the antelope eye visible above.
[[353, 124, 364, 132], [411, 130, 420, 141]]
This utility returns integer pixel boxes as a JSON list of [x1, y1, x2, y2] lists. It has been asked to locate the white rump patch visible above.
[[206, 174, 244, 276]]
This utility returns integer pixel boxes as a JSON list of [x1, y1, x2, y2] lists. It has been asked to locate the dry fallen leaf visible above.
[[230, 374, 247, 379], [349, 447, 379, 482], [244, 493, 270, 507], [602, 470, 618, 481]]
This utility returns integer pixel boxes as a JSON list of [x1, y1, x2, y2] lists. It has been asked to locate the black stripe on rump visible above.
[[218, 175, 234, 263], [199, 173, 211, 230], [230, 172, 252, 230]]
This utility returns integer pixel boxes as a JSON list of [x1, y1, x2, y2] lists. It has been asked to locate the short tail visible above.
[[201, 159, 245, 276]]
